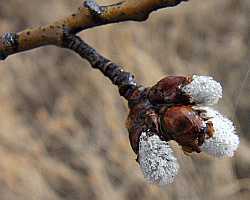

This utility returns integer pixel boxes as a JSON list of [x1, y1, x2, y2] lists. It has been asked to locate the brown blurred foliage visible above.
[[0, 0, 250, 199]]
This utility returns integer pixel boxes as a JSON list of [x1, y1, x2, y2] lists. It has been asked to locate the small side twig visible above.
[[62, 33, 139, 100]]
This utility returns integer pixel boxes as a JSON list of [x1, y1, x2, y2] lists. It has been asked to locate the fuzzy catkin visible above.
[[200, 107, 240, 158], [182, 75, 222, 105], [139, 131, 179, 185]]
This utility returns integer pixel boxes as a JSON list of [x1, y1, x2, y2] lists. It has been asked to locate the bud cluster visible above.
[[127, 75, 240, 185]]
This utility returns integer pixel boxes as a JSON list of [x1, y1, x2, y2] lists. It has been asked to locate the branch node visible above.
[[2, 32, 19, 48], [84, 0, 104, 20], [0, 32, 19, 60]]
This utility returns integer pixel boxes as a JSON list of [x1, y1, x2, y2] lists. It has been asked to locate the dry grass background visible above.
[[0, 0, 250, 199]]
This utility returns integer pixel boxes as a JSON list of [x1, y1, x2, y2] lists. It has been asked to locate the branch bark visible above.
[[62, 33, 139, 100], [0, 0, 188, 60]]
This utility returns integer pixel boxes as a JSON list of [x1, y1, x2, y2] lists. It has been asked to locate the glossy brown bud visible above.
[[126, 101, 159, 154], [160, 105, 212, 153], [148, 76, 191, 104]]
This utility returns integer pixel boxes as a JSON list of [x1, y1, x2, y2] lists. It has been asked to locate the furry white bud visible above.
[[182, 75, 222, 105], [139, 131, 179, 185], [199, 107, 240, 158]]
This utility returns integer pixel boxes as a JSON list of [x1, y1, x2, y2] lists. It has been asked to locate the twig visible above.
[[0, 0, 188, 60], [62, 33, 139, 100]]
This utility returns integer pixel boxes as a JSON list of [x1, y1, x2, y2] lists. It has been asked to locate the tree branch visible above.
[[0, 0, 188, 60]]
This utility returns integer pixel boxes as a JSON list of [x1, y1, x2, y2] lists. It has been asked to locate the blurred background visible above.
[[0, 0, 249, 199]]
